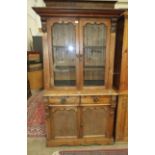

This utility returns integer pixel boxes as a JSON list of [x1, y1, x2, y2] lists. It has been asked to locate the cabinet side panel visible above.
[[124, 101, 128, 140], [115, 95, 128, 142], [113, 16, 124, 89], [120, 16, 128, 91]]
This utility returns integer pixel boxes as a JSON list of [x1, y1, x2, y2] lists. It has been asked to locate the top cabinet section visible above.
[[47, 18, 112, 89], [33, 8, 127, 91]]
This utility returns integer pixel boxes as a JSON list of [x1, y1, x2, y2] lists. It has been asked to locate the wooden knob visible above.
[[93, 96, 99, 102], [60, 97, 67, 104]]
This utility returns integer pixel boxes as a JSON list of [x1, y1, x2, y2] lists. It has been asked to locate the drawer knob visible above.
[[93, 96, 99, 102], [60, 97, 67, 104]]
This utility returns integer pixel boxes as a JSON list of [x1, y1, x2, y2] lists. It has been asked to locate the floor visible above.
[[28, 137, 128, 155]]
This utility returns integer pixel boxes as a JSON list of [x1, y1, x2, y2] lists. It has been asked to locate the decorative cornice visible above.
[[33, 7, 127, 19], [52, 107, 77, 113], [83, 106, 109, 112]]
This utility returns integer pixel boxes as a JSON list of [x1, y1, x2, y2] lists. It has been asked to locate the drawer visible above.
[[81, 96, 111, 104], [48, 96, 80, 104]]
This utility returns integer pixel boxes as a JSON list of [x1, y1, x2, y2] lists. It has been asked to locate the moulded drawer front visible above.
[[48, 96, 80, 104], [81, 96, 111, 104]]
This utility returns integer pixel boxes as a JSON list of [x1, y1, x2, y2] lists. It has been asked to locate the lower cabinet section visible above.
[[115, 95, 128, 142], [44, 95, 117, 146]]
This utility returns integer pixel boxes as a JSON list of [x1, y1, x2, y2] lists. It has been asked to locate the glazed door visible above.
[[47, 18, 79, 88], [79, 18, 111, 88], [47, 18, 111, 88]]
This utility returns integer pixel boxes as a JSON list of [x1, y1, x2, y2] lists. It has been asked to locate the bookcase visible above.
[[33, 3, 128, 146]]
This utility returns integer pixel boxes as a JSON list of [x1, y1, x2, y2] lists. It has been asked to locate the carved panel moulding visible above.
[[48, 104, 78, 107], [83, 106, 109, 112], [52, 107, 77, 113]]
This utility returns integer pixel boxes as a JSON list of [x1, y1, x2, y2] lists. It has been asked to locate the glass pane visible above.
[[83, 23, 106, 86], [52, 23, 76, 86]]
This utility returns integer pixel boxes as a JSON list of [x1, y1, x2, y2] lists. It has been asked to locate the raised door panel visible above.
[[82, 106, 108, 137], [50, 106, 78, 139], [82, 104, 115, 139]]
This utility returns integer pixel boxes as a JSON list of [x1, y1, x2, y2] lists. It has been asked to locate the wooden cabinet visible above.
[[33, 5, 128, 146], [44, 92, 117, 146]]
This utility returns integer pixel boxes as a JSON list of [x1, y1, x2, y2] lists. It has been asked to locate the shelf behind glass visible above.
[[54, 66, 76, 86], [84, 46, 106, 48], [84, 66, 105, 86], [84, 80, 104, 86]]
